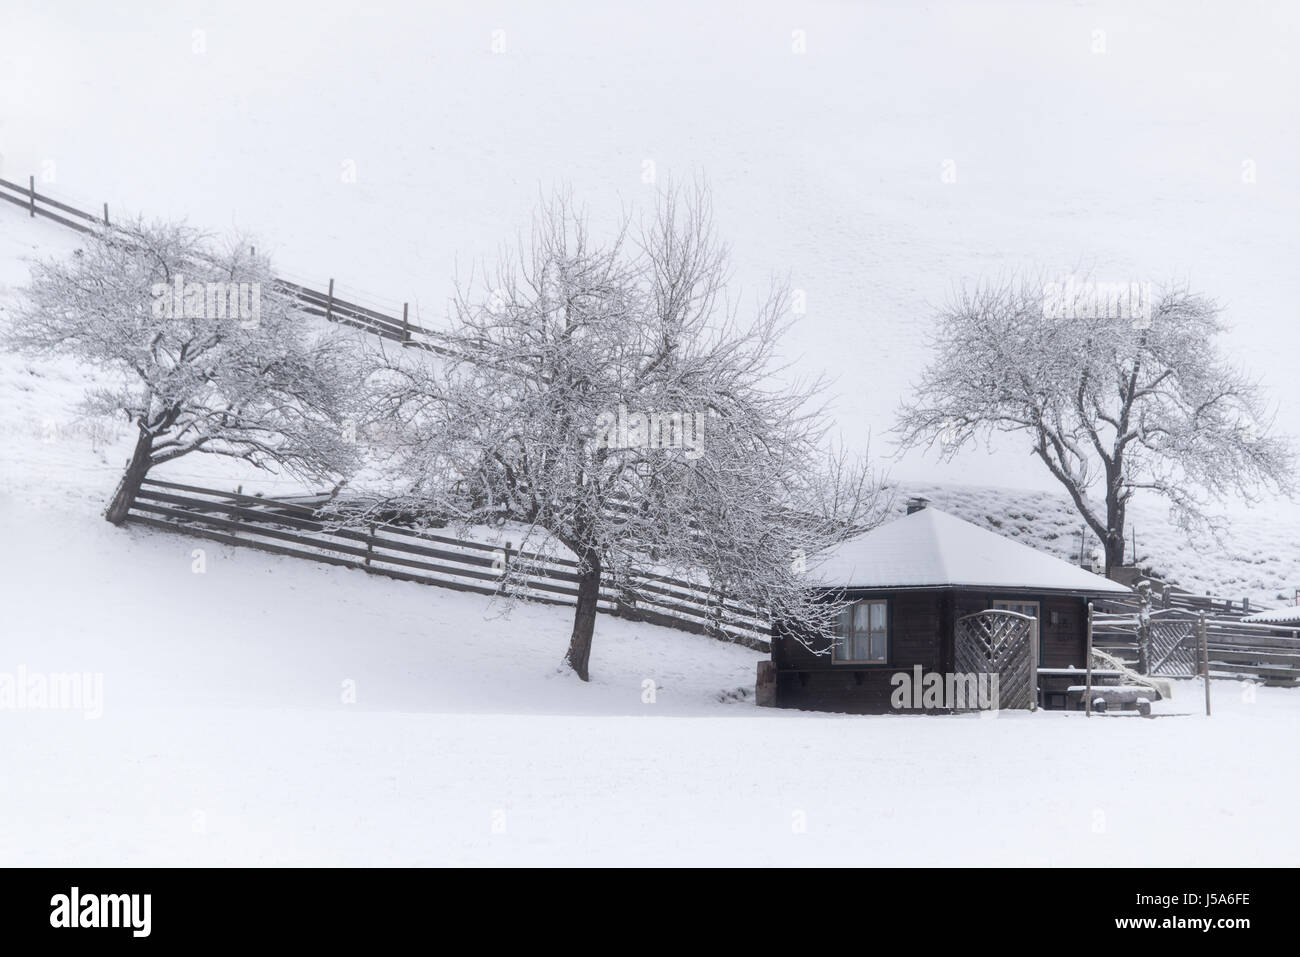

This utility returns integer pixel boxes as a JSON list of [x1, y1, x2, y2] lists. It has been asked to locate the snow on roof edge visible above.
[[809, 507, 1133, 595], [1241, 606, 1300, 624]]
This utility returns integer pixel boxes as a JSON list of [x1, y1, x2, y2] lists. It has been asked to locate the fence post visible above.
[[1135, 581, 1152, 675], [365, 523, 375, 567], [230, 485, 242, 538], [28, 175, 35, 217], [495, 541, 512, 594], [1084, 601, 1095, 717], [326, 278, 335, 324], [402, 302, 410, 343], [103, 203, 109, 226], [613, 582, 640, 621], [702, 583, 725, 638], [1200, 613, 1211, 716]]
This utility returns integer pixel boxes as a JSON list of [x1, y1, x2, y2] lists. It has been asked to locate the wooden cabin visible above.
[[762, 499, 1133, 713]]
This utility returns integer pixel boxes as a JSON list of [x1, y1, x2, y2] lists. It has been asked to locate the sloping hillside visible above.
[[895, 481, 1298, 609]]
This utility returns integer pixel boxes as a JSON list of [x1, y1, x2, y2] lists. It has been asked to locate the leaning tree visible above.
[[896, 274, 1295, 571], [5, 219, 364, 523], [366, 185, 879, 680]]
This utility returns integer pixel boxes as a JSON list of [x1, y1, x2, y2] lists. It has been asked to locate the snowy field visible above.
[[2, 496, 1298, 867]]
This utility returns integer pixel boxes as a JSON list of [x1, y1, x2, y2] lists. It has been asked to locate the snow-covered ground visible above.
[[2, 496, 1297, 866]]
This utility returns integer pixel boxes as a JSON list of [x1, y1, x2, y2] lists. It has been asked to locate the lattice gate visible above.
[[1149, 616, 1199, 676], [954, 610, 1038, 710]]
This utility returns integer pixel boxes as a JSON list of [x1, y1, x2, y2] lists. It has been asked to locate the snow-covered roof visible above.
[[1241, 606, 1300, 625], [810, 507, 1132, 594]]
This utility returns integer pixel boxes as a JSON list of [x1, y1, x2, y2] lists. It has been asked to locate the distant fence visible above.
[[1103, 567, 1259, 617], [0, 175, 455, 354], [1092, 606, 1300, 686], [125, 478, 772, 651]]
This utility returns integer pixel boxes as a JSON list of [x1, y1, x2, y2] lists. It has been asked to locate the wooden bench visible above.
[[1038, 669, 1124, 710], [1066, 685, 1155, 715]]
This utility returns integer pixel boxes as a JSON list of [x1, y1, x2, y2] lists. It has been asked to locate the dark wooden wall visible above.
[[772, 589, 948, 713], [771, 589, 1091, 713]]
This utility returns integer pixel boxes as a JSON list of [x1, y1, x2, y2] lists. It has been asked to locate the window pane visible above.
[[836, 606, 852, 635], [854, 631, 870, 662], [834, 607, 851, 660], [870, 633, 887, 662], [870, 601, 887, 630], [852, 602, 871, 633]]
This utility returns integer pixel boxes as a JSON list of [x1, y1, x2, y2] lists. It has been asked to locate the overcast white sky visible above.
[[2, 0, 1297, 506]]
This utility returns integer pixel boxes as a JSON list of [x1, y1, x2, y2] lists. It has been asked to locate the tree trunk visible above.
[[1103, 472, 1126, 575], [1103, 529, 1125, 575], [104, 427, 153, 525], [564, 547, 602, 681]]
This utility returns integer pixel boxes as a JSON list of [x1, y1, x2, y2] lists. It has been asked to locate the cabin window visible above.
[[992, 599, 1039, 620], [833, 599, 888, 664]]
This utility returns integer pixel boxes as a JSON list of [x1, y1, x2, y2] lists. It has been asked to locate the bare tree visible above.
[[5, 219, 363, 523], [896, 274, 1295, 571], [367, 185, 879, 679], [799, 438, 893, 536]]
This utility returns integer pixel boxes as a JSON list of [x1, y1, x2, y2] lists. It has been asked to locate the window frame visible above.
[[992, 599, 1040, 619], [832, 598, 890, 665]]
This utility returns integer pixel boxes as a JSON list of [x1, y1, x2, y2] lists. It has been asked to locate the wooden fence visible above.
[[1092, 606, 1300, 686], [4, 176, 778, 648], [1103, 567, 1259, 616], [0, 175, 454, 354], [125, 478, 772, 651]]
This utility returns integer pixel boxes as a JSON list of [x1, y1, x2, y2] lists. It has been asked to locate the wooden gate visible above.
[[954, 610, 1038, 710], [1149, 616, 1199, 676]]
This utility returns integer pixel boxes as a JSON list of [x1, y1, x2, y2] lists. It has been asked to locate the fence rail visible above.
[[126, 478, 772, 651], [1103, 568, 1260, 616], [0, 176, 456, 355]]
